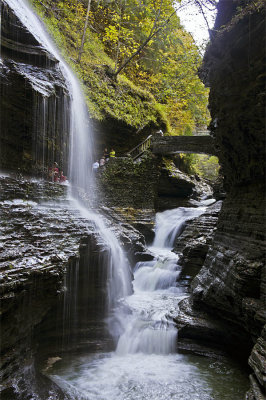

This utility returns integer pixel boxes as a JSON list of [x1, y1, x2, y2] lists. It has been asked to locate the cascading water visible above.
[[49, 206, 249, 400], [5, 0, 94, 190], [6, 0, 132, 312], [152, 206, 207, 249], [115, 206, 207, 357]]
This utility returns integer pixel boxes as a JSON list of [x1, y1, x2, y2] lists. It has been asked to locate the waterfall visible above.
[[152, 206, 207, 249], [5, 0, 94, 189], [115, 206, 210, 356], [6, 0, 132, 330], [6, 3, 208, 356], [46, 204, 248, 400]]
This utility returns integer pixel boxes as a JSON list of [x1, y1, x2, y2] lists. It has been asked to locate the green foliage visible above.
[[31, 0, 166, 129], [31, 0, 210, 140], [181, 154, 220, 181]]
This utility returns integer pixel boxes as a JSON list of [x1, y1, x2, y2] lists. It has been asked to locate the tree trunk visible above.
[[77, 0, 92, 63]]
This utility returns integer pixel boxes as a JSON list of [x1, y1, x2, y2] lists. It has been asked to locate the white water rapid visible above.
[[152, 206, 207, 249]]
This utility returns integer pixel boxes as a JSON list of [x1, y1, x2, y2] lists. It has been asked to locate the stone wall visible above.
[[0, 175, 148, 398], [0, 176, 91, 398]]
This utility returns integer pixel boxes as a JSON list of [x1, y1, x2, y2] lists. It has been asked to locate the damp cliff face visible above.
[[190, 1, 265, 398], [0, 0, 70, 174]]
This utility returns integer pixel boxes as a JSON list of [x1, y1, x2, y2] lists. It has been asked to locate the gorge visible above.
[[0, 1, 265, 400]]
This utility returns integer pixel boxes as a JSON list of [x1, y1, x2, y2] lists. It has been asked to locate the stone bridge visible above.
[[151, 135, 217, 156]]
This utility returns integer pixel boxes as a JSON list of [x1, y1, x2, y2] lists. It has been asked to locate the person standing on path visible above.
[[109, 148, 115, 158], [92, 160, 99, 173]]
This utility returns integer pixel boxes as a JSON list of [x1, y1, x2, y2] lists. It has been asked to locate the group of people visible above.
[[49, 162, 67, 183], [93, 147, 115, 172]]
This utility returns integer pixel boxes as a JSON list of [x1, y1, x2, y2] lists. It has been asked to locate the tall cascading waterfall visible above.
[[1, 0, 72, 174], [4, 0, 94, 187], [5, 0, 132, 340]]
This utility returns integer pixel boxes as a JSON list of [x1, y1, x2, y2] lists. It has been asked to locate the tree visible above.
[[112, 1, 178, 77]]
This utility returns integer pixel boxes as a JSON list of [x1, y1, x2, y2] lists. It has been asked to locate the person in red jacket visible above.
[[49, 162, 59, 182], [59, 171, 67, 183]]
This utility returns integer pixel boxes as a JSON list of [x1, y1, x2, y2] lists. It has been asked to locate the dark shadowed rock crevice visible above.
[[0, 177, 92, 396], [96, 152, 214, 214]]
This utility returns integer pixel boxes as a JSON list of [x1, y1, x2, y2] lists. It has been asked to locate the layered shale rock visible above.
[[0, 1, 70, 174], [97, 153, 160, 210], [96, 154, 159, 239], [177, 1, 266, 398], [174, 201, 222, 281], [97, 153, 213, 216], [0, 175, 145, 398], [157, 159, 213, 210], [0, 176, 93, 396]]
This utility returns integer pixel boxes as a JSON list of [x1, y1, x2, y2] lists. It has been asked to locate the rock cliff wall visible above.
[[0, 175, 145, 399], [188, 1, 265, 398], [0, 1, 70, 174], [0, 176, 92, 398]]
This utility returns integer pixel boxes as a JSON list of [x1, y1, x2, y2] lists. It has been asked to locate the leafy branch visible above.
[[113, 2, 179, 78]]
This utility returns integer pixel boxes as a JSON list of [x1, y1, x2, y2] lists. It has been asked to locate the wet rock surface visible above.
[[0, 177, 93, 395], [157, 160, 213, 211], [189, 183, 266, 399], [0, 1, 70, 174], [247, 326, 266, 397], [192, 1, 266, 397], [97, 153, 214, 214], [99, 205, 154, 264], [0, 175, 148, 398], [0, 177, 91, 274], [174, 201, 222, 281], [97, 154, 160, 210]]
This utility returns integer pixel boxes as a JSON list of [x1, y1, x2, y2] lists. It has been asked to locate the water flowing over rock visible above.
[[0, 1, 71, 175], [0, 176, 94, 398], [174, 200, 222, 278], [0, 1, 130, 397]]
